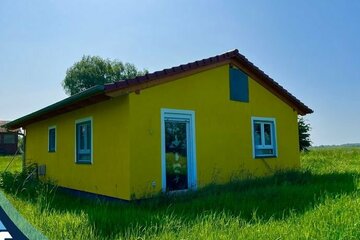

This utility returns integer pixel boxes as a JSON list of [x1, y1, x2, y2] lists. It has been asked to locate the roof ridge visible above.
[[104, 48, 312, 115], [105, 49, 240, 89]]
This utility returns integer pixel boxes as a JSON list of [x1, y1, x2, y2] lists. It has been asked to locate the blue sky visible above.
[[0, 1, 359, 145]]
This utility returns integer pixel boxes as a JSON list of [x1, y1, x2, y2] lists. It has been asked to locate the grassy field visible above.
[[0, 155, 22, 173], [1, 148, 360, 239]]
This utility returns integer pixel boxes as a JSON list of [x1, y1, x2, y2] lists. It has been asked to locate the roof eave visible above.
[[299, 107, 314, 116], [5, 85, 106, 130]]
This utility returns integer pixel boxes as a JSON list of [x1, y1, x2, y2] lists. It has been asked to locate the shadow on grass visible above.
[[1, 170, 358, 238]]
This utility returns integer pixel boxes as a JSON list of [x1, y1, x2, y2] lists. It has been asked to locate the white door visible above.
[[161, 109, 197, 192]]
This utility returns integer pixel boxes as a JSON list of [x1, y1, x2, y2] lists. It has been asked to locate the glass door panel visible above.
[[165, 120, 188, 191]]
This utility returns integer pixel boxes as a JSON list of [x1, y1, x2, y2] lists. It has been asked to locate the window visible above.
[[76, 118, 92, 163], [48, 126, 56, 152], [3, 134, 16, 144], [252, 117, 277, 158]]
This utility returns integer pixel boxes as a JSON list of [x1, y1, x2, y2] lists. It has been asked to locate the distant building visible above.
[[0, 121, 18, 155]]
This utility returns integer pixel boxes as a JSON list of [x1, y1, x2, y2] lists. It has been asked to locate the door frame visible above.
[[160, 108, 197, 192]]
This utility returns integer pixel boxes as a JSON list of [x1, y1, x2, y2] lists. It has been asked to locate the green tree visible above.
[[62, 55, 147, 95], [298, 116, 312, 152]]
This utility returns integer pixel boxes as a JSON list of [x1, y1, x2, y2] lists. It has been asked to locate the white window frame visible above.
[[75, 117, 93, 164], [48, 126, 56, 152], [251, 117, 278, 158], [161, 108, 197, 192]]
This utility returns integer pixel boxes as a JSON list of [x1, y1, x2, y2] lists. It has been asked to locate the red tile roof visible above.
[[5, 49, 312, 130], [105, 49, 313, 115]]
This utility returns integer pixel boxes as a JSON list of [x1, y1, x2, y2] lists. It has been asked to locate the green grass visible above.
[[0, 155, 22, 173], [2, 148, 360, 239]]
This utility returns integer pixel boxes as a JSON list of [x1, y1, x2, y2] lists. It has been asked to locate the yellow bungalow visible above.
[[5, 49, 312, 200]]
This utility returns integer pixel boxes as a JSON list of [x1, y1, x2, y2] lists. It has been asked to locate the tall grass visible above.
[[1, 148, 360, 239]]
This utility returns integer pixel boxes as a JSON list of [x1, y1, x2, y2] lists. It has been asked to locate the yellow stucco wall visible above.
[[25, 95, 131, 200], [128, 64, 299, 198]]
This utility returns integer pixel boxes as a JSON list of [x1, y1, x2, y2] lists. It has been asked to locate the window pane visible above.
[[79, 125, 85, 150], [165, 120, 188, 191], [256, 149, 274, 156], [49, 128, 55, 151], [3, 134, 16, 144], [254, 123, 261, 145], [264, 123, 272, 145], [86, 123, 91, 151], [78, 153, 91, 161]]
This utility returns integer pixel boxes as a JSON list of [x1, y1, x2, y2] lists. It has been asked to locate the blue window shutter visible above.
[[229, 67, 249, 102]]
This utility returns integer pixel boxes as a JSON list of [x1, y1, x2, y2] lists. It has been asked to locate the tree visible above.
[[62, 55, 148, 95], [298, 116, 312, 152]]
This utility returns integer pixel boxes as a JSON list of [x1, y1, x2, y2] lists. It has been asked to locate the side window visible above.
[[3, 134, 16, 144], [252, 118, 277, 158], [48, 126, 56, 152], [76, 119, 92, 163]]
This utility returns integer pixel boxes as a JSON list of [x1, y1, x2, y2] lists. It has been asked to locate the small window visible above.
[[3, 134, 16, 144], [252, 117, 277, 158], [48, 126, 56, 152], [76, 119, 92, 163]]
